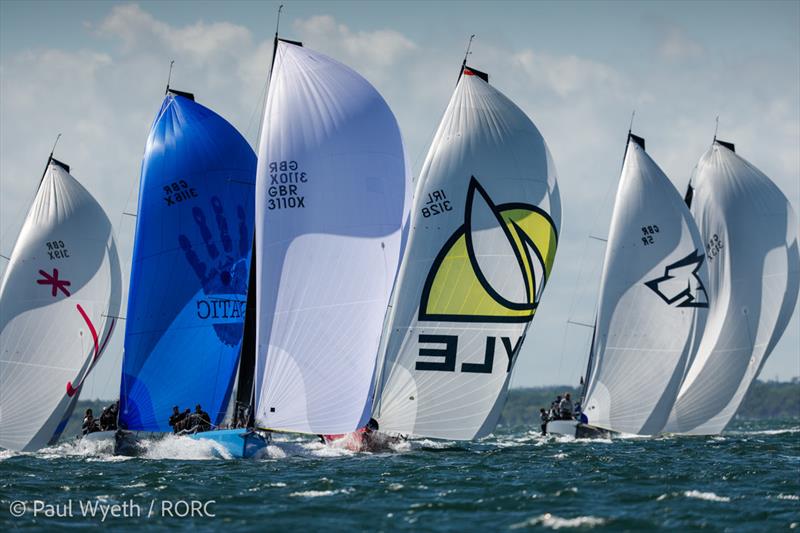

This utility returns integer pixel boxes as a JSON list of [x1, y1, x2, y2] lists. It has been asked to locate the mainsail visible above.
[[254, 40, 410, 434], [0, 158, 121, 451], [119, 90, 257, 431], [373, 66, 561, 440], [581, 134, 709, 436], [665, 140, 800, 435]]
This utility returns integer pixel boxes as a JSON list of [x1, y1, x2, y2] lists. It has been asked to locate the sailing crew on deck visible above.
[[550, 396, 562, 420], [539, 408, 549, 435], [82, 409, 100, 435], [186, 404, 211, 433], [169, 406, 186, 433], [559, 393, 574, 420], [99, 401, 118, 431]]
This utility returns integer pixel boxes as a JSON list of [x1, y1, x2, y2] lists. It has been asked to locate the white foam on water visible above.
[[552, 452, 568, 459], [510, 513, 606, 530], [289, 488, 354, 498], [727, 427, 800, 436], [683, 490, 730, 503], [142, 435, 232, 460], [0, 449, 20, 461], [38, 436, 117, 459], [777, 494, 800, 501], [387, 483, 404, 491], [554, 487, 579, 497]]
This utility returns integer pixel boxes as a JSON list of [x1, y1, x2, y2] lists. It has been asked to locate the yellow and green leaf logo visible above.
[[419, 177, 558, 323]]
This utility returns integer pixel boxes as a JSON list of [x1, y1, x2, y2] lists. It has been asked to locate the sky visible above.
[[1, 0, 798, 400]]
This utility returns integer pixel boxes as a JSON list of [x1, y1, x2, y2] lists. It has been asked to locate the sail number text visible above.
[[421, 189, 452, 218], [415, 334, 523, 374], [267, 160, 307, 210], [706, 233, 724, 262], [164, 180, 198, 206], [45, 240, 70, 260], [641, 225, 660, 246]]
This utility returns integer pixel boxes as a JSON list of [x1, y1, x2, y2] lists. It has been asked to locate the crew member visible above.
[[559, 393, 574, 420], [168, 406, 186, 433], [539, 408, 549, 436], [82, 409, 100, 435]]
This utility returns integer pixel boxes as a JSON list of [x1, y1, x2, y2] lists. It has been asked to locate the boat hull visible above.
[[187, 429, 270, 458], [545, 420, 614, 439]]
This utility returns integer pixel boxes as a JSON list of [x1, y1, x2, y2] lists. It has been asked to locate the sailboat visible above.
[[664, 139, 800, 435], [115, 86, 263, 457], [0, 152, 122, 452], [548, 132, 710, 438], [252, 37, 410, 440], [372, 61, 562, 441]]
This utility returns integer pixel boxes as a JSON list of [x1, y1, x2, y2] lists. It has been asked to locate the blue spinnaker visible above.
[[120, 92, 256, 431]]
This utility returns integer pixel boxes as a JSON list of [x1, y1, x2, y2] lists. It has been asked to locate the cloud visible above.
[[294, 15, 417, 69], [659, 27, 704, 61]]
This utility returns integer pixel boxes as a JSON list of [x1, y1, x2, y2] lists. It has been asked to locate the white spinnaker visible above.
[[665, 141, 799, 435], [254, 41, 410, 434], [582, 138, 709, 436], [373, 68, 561, 440], [0, 161, 121, 451]]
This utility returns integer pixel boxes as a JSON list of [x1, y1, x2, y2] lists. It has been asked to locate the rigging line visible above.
[[165, 59, 175, 94], [628, 109, 636, 135], [0, 254, 9, 260], [588, 235, 607, 242]]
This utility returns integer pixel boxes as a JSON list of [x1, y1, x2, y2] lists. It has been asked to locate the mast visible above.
[[234, 3, 292, 428]]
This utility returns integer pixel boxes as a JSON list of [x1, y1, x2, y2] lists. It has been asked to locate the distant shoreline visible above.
[[499, 379, 800, 427]]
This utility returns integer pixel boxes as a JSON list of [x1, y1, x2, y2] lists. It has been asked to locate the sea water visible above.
[[1, 419, 797, 530]]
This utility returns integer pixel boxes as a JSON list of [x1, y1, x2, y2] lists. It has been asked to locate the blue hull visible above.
[[187, 429, 269, 458]]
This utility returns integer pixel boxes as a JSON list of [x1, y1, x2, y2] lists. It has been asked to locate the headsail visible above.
[[373, 66, 561, 440], [665, 140, 799, 435], [0, 159, 121, 451], [254, 40, 410, 434], [119, 91, 257, 431], [581, 135, 709, 436]]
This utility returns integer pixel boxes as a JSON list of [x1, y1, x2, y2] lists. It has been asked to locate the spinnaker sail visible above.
[[373, 66, 561, 440], [581, 134, 709, 436], [119, 90, 257, 431], [0, 158, 121, 451], [254, 40, 410, 434], [665, 140, 799, 435]]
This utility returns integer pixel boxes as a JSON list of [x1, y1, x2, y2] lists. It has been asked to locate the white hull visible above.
[[81, 430, 116, 443], [546, 419, 579, 437]]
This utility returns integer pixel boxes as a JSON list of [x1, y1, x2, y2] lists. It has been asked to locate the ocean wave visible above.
[[777, 494, 799, 501], [510, 513, 606, 529], [682, 490, 731, 502]]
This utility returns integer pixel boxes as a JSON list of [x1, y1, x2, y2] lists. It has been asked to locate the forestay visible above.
[[254, 41, 410, 434], [373, 67, 561, 440], [120, 92, 256, 431], [582, 136, 709, 436], [0, 159, 121, 451], [665, 141, 799, 435]]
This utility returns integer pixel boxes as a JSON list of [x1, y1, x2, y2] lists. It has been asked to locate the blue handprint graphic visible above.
[[178, 196, 251, 346]]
